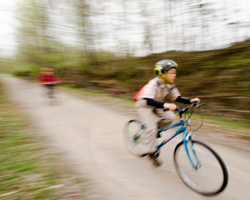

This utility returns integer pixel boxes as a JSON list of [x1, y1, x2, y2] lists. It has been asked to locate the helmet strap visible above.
[[159, 76, 167, 83], [159, 72, 171, 83]]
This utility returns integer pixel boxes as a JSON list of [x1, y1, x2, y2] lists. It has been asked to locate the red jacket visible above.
[[37, 75, 61, 84]]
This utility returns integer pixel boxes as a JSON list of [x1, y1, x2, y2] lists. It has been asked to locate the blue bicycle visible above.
[[123, 102, 228, 196]]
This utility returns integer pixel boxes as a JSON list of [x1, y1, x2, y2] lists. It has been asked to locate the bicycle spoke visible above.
[[123, 120, 148, 156], [174, 140, 228, 196]]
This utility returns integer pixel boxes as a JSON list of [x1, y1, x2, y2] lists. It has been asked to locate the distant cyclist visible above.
[[134, 59, 200, 166], [37, 68, 61, 98]]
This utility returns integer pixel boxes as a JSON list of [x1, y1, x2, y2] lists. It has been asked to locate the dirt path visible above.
[[2, 76, 250, 200]]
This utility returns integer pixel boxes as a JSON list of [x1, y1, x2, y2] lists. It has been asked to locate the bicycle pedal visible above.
[[150, 156, 162, 167], [152, 160, 162, 167]]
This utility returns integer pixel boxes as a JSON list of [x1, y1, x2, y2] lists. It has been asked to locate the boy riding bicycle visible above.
[[37, 68, 61, 98], [134, 59, 200, 167]]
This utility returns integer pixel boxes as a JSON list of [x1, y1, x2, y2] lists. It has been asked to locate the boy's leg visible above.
[[44, 85, 50, 97], [155, 109, 176, 138], [155, 109, 176, 129], [47, 84, 54, 98], [137, 107, 163, 166], [137, 107, 158, 154]]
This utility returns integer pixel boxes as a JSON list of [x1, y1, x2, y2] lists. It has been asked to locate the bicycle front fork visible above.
[[183, 131, 201, 170]]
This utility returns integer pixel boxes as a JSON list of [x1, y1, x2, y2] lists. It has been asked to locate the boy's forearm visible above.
[[175, 96, 191, 104], [144, 98, 164, 108]]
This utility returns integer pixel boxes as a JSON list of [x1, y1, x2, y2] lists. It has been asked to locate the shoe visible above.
[[148, 152, 162, 167], [141, 153, 148, 157], [156, 132, 161, 138], [156, 126, 162, 138]]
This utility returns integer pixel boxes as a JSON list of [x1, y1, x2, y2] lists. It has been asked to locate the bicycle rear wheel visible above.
[[123, 119, 148, 156], [173, 140, 228, 196]]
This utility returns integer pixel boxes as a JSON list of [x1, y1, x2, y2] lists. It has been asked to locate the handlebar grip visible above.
[[164, 106, 181, 112], [190, 101, 197, 109], [193, 101, 198, 105]]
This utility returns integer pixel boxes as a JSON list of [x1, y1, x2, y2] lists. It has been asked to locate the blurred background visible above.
[[1, 0, 250, 125]]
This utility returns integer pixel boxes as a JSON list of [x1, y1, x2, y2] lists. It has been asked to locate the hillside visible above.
[[57, 39, 250, 125]]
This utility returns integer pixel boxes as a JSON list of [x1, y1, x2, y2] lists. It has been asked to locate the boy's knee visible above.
[[158, 112, 176, 128]]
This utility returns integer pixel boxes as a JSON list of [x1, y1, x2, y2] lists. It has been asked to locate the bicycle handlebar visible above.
[[163, 101, 205, 117], [177, 102, 205, 116]]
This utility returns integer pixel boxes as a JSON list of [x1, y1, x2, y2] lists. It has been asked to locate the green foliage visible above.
[[12, 68, 32, 77]]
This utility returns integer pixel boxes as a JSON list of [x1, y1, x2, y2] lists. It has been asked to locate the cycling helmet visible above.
[[154, 59, 178, 75]]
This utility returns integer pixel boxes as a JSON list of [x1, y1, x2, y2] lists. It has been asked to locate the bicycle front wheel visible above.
[[123, 119, 148, 157], [173, 140, 228, 196]]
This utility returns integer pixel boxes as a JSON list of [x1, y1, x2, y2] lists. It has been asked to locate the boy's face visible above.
[[166, 68, 177, 83], [161, 68, 176, 83]]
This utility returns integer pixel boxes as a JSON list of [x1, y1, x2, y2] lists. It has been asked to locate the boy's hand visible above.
[[190, 98, 200, 104], [163, 103, 177, 111]]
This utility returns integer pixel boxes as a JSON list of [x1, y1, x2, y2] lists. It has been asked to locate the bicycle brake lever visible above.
[[196, 103, 206, 108]]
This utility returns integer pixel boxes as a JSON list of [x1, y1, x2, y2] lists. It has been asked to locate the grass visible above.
[[203, 115, 250, 130], [0, 81, 99, 199], [189, 111, 250, 131]]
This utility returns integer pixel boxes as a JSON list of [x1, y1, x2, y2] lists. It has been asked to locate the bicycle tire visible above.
[[123, 119, 148, 157], [173, 140, 228, 196]]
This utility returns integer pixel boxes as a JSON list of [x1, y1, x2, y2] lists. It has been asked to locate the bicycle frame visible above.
[[156, 118, 200, 170]]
